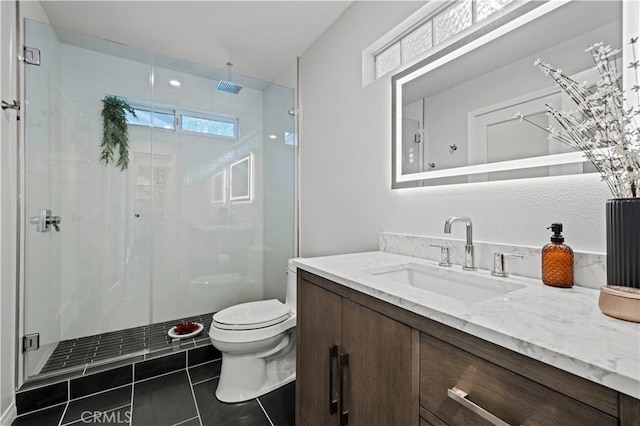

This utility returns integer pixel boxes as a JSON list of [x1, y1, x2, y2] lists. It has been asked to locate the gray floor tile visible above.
[[193, 378, 271, 426], [63, 405, 131, 425], [171, 417, 200, 426], [188, 360, 221, 384], [12, 404, 66, 426], [62, 386, 132, 424], [258, 382, 295, 426], [131, 371, 197, 426]]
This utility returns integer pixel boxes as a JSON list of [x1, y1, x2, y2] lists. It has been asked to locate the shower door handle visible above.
[[30, 209, 61, 232], [49, 216, 61, 232]]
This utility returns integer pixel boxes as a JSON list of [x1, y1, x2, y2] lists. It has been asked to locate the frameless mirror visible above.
[[392, 0, 622, 188]]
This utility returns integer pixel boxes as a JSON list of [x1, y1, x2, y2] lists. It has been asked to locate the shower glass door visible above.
[[22, 20, 154, 379], [22, 20, 295, 383]]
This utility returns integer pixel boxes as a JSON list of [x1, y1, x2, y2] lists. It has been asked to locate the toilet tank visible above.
[[285, 259, 297, 310]]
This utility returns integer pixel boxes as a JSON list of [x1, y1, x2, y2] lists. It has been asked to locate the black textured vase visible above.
[[606, 198, 640, 289]]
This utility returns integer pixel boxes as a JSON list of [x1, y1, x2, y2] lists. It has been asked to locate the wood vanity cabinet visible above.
[[296, 271, 419, 426], [295, 269, 640, 426]]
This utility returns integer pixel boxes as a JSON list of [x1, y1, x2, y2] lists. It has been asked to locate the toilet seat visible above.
[[212, 299, 291, 331]]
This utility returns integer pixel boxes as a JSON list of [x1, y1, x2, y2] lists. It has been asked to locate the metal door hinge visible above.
[[23, 334, 40, 352], [1, 100, 20, 111], [23, 46, 41, 66]]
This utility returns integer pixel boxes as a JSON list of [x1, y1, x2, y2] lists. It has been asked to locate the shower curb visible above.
[[15, 343, 220, 417]]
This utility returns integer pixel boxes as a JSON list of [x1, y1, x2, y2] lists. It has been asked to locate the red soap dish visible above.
[[168, 322, 204, 339]]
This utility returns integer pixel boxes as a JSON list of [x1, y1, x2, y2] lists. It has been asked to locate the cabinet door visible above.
[[298, 278, 343, 426], [342, 299, 416, 426]]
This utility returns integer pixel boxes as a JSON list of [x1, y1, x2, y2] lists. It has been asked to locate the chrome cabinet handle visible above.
[[328, 345, 338, 415], [339, 352, 349, 426], [447, 387, 511, 426]]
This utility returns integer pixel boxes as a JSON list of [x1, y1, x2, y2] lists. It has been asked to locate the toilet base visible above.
[[214, 330, 296, 403]]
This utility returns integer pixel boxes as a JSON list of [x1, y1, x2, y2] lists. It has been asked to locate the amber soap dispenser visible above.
[[541, 223, 574, 288]]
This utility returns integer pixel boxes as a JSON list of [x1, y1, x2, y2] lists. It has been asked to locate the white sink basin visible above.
[[369, 263, 526, 303]]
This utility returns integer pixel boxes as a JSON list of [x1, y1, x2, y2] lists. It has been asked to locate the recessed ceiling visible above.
[[39, 1, 352, 84]]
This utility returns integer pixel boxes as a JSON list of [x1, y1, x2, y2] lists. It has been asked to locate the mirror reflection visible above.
[[230, 155, 252, 201], [393, 0, 621, 187]]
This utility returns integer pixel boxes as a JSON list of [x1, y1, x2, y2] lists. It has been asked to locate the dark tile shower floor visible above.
[[40, 313, 215, 375]]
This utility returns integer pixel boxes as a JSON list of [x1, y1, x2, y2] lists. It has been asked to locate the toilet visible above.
[[208, 259, 297, 403]]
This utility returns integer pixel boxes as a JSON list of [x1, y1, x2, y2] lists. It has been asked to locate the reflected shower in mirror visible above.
[[392, 0, 622, 188], [230, 155, 252, 201]]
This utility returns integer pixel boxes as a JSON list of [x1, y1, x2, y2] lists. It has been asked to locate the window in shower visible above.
[[125, 102, 175, 130], [181, 113, 238, 139], [121, 96, 239, 139]]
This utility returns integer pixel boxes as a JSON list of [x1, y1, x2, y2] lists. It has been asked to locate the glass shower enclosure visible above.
[[21, 20, 295, 383]]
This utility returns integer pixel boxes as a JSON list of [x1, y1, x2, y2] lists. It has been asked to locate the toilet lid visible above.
[[212, 299, 291, 330]]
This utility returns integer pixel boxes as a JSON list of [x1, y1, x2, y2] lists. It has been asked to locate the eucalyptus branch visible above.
[[101, 95, 136, 171]]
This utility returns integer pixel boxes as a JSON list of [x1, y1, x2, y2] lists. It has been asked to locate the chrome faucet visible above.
[[443, 216, 476, 271]]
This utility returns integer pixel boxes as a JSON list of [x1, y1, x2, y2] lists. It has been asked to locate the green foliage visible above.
[[100, 96, 136, 170]]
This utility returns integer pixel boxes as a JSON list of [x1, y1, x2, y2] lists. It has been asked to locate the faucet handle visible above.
[[430, 244, 452, 267], [491, 253, 524, 277]]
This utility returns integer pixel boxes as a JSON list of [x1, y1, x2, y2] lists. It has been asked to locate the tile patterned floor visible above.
[[14, 360, 295, 426], [40, 313, 215, 375]]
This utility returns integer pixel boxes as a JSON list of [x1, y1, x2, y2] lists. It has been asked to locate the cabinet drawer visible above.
[[420, 333, 616, 426]]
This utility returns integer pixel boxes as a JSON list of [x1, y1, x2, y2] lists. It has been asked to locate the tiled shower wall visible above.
[[55, 41, 267, 340]]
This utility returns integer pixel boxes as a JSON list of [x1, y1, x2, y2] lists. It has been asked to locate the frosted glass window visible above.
[[376, 42, 401, 79], [401, 21, 433, 64], [433, 0, 472, 45], [476, 0, 514, 21], [372, 0, 515, 80], [181, 114, 236, 138]]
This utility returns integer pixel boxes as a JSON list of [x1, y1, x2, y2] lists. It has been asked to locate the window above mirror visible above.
[[391, 0, 626, 188], [374, 0, 519, 79]]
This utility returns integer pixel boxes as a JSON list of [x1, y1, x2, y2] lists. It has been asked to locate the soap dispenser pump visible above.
[[542, 223, 574, 288]]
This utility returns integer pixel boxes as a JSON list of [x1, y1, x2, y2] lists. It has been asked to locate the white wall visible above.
[[299, 1, 612, 260], [0, 2, 18, 423]]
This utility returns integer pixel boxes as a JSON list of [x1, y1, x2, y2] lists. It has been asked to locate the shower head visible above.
[[216, 80, 242, 94], [216, 62, 242, 94]]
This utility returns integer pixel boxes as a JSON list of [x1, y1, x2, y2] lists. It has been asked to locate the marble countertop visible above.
[[292, 251, 640, 399]]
